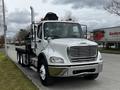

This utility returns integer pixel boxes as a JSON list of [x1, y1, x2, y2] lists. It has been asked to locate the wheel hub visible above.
[[40, 65, 46, 80]]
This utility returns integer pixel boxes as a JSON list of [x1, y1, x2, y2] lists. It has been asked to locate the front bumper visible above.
[[48, 62, 103, 77]]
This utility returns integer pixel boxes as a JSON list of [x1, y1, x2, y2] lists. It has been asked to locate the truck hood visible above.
[[50, 38, 97, 47], [48, 38, 98, 65]]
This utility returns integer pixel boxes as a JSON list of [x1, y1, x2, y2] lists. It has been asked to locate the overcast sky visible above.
[[1, 0, 120, 37]]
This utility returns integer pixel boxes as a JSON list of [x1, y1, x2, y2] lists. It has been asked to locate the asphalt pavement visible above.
[[7, 45, 120, 90]]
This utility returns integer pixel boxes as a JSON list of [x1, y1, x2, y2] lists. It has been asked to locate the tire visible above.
[[17, 52, 30, 67], [39, 58, 53, 86], [20, 54, 24, 66], [84, 73, 99, 80], [17, 53, 22, 65], [25, 53, 31, 67], [17, 53, 24, 66], [17, 53, 21, 64], [17, 53, 26, 66], [22, 54, 30, 67]]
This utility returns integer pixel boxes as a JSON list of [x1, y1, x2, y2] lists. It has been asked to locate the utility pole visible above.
[[2, 0, 7, 54]]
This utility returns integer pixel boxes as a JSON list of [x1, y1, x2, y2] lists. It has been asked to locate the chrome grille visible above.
[[68, 46, 97, 62]]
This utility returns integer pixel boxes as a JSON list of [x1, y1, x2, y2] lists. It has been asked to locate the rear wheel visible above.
[[83, 73, 99, 80], [17, 53, 23, 66], [39, 59, 53, 86], [22, 54, 30, 67], [17, 53, 20, 64], [17, 53, 29, 67], [20, 55, 23, 65]]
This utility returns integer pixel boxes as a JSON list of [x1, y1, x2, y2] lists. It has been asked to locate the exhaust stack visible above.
[[30, 6, 35, 24], [30, 6, 35, 40]]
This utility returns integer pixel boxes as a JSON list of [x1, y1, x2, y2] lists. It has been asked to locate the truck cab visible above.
[[31, 20, 103, 85], [16, 12, 103, 86]]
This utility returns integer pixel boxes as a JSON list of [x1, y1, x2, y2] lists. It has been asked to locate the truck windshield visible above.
[[44, 22, 83, 39]]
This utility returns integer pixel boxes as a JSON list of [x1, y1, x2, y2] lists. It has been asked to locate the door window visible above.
[[37, 24, 42, 39]]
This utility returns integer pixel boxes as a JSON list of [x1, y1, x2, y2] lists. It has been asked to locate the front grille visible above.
[[68, 46, 97, 62]]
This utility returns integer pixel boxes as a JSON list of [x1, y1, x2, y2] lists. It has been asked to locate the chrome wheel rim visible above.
[[40, 65, 46, 80], [20, 56, 23, 64]]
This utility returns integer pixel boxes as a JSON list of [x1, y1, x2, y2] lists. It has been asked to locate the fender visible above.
[[37, 52, 48, 72]]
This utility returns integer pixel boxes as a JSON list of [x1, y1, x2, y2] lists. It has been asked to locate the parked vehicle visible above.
[[16, 7, 103, 86], [93, 26, 120, 48]]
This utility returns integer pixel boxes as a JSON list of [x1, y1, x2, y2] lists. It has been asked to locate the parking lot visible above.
[[7, 45, 120, 90]]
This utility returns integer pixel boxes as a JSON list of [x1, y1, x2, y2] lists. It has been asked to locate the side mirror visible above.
[[81, 24, 87, 39]]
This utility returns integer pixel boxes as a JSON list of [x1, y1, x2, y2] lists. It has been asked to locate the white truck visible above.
[[16, 9, 103, 86]]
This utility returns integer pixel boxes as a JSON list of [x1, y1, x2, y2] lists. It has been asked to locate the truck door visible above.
[[35, 24, 44, 55]]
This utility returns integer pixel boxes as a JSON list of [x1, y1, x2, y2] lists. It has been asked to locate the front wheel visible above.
[[39, 59, 53, 86], [83, 73, 99, 80]]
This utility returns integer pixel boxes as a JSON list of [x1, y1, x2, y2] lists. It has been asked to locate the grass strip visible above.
[[0, 52, 39, 90]]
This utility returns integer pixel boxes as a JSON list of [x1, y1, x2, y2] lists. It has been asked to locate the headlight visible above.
[[50, 57, 64, 63]]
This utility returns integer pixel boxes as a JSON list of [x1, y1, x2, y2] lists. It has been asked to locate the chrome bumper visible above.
[[48, 62, 103, 77]]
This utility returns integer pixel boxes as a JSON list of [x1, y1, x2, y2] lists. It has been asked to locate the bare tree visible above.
[[13, 28, 30, 45], [105, 0, 120, 16], [16, 29, 29, 41]]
